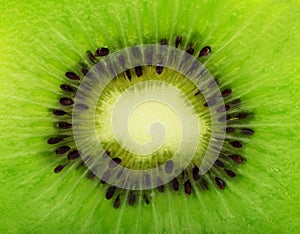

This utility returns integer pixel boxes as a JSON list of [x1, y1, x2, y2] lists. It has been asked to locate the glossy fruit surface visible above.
[[0, 0, 299, 233]]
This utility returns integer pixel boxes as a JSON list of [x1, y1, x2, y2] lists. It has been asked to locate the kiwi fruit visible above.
[[1, 0, 300, 233]]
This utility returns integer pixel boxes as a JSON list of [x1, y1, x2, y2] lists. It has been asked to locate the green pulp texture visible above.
[[0, 0, 300, 233]]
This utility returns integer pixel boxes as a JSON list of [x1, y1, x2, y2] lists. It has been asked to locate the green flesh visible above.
[[1, 0, 300, 233]]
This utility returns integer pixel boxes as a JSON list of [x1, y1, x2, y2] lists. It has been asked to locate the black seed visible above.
[[75, 103, 88, 110], [112, 157, 122, 164], [81, 67, 89, 75], [236, 112, 250, 120], [175, 36, 182, 48], [106, 186, 116, 200], [204, 98, 217, 107], [134, 66, 142, 77], [230, 155, 244, 164], [192, 167, 201, 181], [60, 84, 74, 93], [53, 109, 67, 116], [229, 141, 243, 148], [87, 50, 96, 63], [221, 88, 232, 98], [172, 178, 179, 191], [215, 177, 225, 189], [59, 97, 74, 106], [55, 146, 71, 154], [58, 122, 72, 129], [198, 46, 211, 57], [125, 69, 131, 80], [224, 169, 236, 177], [103, 150, 111, 158], [113, 195, 121, 209], [184, 180, 192, 195], [143, 194, 150, 204], [241, 128, 255, 135], [95, 47, 109, 57], [160, 38, 167, 45], [225, 127, 235, 133], [158, 185, 164, 193], [156, 65, 164, 75], [228, 98, 241, 107], [68, 150, 80, 160], [194, 90, 200, 96], [109, 157, 122, 168], [164, 160, 173, 174], [186, 47, 194, 55], [47, 137, 63, 144], [199, 179, 208, 190], [217, 104, 230, 113], [118, 55, 126, 68], [181, 170, 186, 178], [128, 192, 136, 206], [215, 159, 225, 167], [65, 71, 80, 80], [87, 170, 95, 180], [54, 164, 66, 173]]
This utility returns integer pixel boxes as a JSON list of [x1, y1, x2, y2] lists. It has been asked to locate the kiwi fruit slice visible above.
[[1, 0, 300, 233]]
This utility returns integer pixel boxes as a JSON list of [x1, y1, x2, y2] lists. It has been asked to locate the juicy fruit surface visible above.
[[95, 67, 211, 169], [0, 0, 300, 233]]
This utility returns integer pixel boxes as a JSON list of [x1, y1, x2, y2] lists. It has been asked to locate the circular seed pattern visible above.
[[47, 36, 254, 208]]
